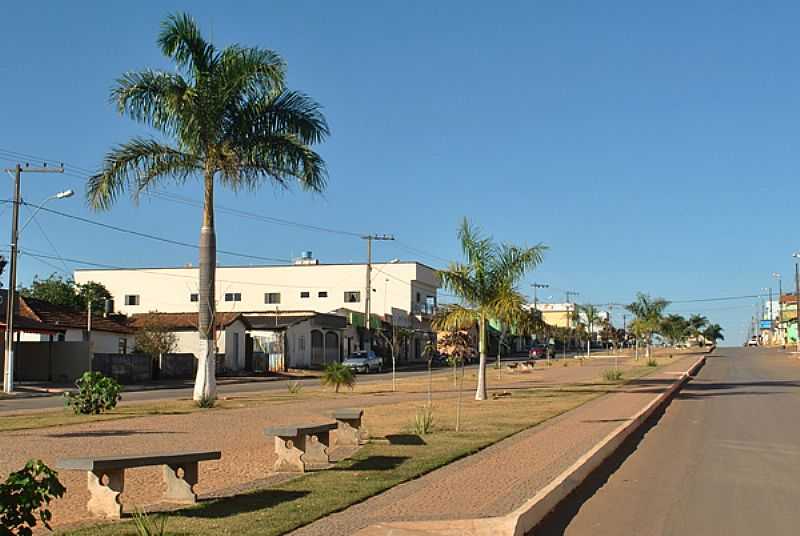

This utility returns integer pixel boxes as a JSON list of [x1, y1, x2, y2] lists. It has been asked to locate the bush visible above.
[[64, 371, 122, 415], [413, 406, 434, 436], [647, 358, 658, 367], [320, 362, 355, 393], [287, 381, 302, 394], [195, 394, 216, 408], [603, 368, 624, 382], [0, 460, 66, 536]]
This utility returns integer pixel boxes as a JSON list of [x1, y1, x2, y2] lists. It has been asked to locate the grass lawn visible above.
[[59, 359, 677, 536]]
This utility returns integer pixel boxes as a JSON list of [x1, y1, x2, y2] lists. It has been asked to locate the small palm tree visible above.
[[688, 314, 709, 344], [320, 362, 356, 393], [578, 304, 602, 357], [434, 219, 546, 400], [626, 293, 670, 358], [88, 13, 329, 402], [702, 323, 724, 346]]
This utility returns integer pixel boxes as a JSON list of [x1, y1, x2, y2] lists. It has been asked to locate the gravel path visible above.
[[290, 355, 700, 536]]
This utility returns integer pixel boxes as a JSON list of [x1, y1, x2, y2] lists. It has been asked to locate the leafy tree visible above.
[[0, 460, 66, 536], [88, 13, 329, 403], [320, 362, 355, 393], [434, 219, 546, 400], [422, 339, 437, 406], [135, 313, 179, 376], [702, 323, 724, 345], [438, 331, 471, 431], [376, 326, 412, 392], [20, 274, 111, 312], [626, 293, 670, 358]]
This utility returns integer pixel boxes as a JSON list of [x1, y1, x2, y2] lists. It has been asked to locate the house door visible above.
[[245, 334, 254, 371], [311, 330, 324, 367], [324, 332, 339, 364]]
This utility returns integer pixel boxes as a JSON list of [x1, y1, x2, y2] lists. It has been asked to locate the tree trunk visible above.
[[456, 358, 465, 432], [475, 315, 487, 400], [427, 358, 433, 406], [193, 171, 217, 403]]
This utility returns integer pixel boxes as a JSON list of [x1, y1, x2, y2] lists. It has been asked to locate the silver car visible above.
[[342, 351, 383, 373]]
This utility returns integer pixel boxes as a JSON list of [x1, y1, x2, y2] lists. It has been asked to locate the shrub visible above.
[[132, 508, 167, 536], [0, 460, 66, 536], [63, 371, 122, 415], [195, 394, 216, 408], [647, 358, 658, 367], [320, 362, 355, 393], [287, 381, 302, 394], [413, 406, 434, 436], [603, 368, 624, 382]]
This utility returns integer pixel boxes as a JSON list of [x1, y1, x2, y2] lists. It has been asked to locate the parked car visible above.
[[342, 351, 383, 373], [529, 345, 546, 359], [746, 337, 759, 347]]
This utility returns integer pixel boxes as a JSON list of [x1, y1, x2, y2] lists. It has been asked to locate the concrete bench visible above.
[[331, 408, 367, 447], [56, 451, 221, 519], [265, 422, 337, 473]]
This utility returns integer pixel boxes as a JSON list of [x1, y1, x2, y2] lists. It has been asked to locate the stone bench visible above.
[[56, 451, 221, 519], [265, 422, 337, 473], [331, 408, 367, 447]]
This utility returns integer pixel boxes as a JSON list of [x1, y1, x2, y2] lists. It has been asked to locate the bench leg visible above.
[[162, 462, 199, 503], [87, 469, 124, 519], [273, 436, 305, 473], [300, 431, 331, 470], [333, 419, 361, 448]]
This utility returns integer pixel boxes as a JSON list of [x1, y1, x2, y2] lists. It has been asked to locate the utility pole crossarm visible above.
[[361, 234, 395, 351]]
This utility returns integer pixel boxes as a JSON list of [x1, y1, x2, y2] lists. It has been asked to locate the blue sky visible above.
[[1, 1, 797, 342]]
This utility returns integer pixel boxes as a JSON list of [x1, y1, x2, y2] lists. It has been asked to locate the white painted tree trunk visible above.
[[194, 338, 216, 401], [475, 316, 487, 401]]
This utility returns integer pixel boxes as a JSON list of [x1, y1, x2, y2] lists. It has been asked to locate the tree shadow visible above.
[[384, 434, 426, 445], [46, 430, 185, 438], [344, 455, 409, 471], [177, 489, 310, 519]]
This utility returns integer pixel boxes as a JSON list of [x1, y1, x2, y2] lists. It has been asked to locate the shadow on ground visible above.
[[178, 489, 310, 519]]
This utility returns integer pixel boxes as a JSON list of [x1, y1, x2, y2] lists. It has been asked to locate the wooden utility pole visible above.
[[3, 163, 64, 393]]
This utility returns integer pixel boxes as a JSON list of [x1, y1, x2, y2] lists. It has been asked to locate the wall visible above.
[[13, 341, 92, 383], [223, 320, 247, 370], [75, 262, 440, 320]]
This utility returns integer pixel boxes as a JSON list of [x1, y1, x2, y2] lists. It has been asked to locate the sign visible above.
[[760, 320, 773, 330]]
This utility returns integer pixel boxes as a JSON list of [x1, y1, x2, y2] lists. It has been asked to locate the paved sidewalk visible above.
[[290, 355, 700, 536]]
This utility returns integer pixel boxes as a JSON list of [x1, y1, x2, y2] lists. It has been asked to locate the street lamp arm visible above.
[[19, 190, 74, 233]]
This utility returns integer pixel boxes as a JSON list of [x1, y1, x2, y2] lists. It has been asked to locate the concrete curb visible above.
[[355, 355, 707, 536]]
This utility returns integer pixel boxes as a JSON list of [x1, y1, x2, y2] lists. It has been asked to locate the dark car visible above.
[[528, 344, 547, 359]]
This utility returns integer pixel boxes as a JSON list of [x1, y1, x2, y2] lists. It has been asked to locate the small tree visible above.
[[21, 274, 111, 311], [702, 323, 724, 346], [135, 313, 178, 377], [320, 362, 355, 393], [64, 371, 122, 414], [422, 339, 437, 406], [439, 331, 471, 432], [626, 293, 670, 358], [0, 460, 66, 536]]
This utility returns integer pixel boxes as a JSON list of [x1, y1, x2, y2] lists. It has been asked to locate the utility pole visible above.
[[361, 234, 394, 351], [530, 283, 549, 343], [795, 259, 800, 353], [564, 290, 579, 358], [773, 273, 783, 344], [3, 163, 64, 393]]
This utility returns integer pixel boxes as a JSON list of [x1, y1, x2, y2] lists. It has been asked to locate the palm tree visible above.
[[433, 219, 546, 400], [661, 314, 689, 347], [578, 304, 602, 357], [87, 13, 329, 402], [626, 293, 670, 358], [688, 314, 709, 344], [702, 323, 724, 346]]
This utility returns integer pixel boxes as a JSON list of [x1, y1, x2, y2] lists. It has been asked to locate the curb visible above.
[[355, 355, 707, 536]]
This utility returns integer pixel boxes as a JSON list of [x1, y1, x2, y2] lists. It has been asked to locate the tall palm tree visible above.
[[661, 313, 689, 347], [88, 13, 329, 401], [578, 304, 602, 357], [688, 314, 709, 344], [433, 219, 546, 400], [626, 293, 670, 358], [702, 323, 724, 346]]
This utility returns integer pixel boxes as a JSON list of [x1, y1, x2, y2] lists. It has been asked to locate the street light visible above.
[[792, 253, 800, 353], [3, 189, 74, 393], [773, 272, 782, 344]]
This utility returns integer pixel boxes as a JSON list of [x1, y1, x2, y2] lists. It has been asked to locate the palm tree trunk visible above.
[[475, 315, 487, 401], [193, 170, 217, 402]]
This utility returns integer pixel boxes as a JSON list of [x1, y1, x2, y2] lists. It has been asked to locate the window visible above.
[[190, 293, 198, 302], [318, 291, 328, 298], [124, 295, 139, 306], [265, 292, 281, 304], [118, 338, 127, 354], [225, 292, 242, 302], [416, 292, 421, 303], [300, 291, 310, 298], [344, 291, 361, 303]]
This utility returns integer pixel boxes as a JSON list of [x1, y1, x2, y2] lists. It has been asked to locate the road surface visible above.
[[535, 346, 800, 536]]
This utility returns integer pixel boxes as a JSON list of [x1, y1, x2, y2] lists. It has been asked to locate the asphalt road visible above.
[[535, 346, 800, 536]]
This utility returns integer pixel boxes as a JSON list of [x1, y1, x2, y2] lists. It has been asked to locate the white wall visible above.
[[74, 262, 439, 321], [18, 329, 134, 355]]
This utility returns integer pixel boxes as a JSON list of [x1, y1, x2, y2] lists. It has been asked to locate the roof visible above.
[[129, 311, 245, 331], [74, 260, 439, 273], [245, 312, 347, 331], [20, 295, 135, 334]]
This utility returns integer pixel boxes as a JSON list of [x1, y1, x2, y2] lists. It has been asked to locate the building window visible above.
[[225, 292, 242, 302], [318, 291, 328, 298], [265, 292, 281, 304], [416, 292, 421, 303], [124, 295, 139, 306], [300, 291, 310, 298], [118, 338, 127, 354], [190, 293, 198, 302], [344, 291, 361, 303]]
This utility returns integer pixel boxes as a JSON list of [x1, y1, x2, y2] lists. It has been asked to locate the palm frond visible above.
[[228, 91, 329, 146], [112, 70, 192, 137], [87, 139, 199, 210], [457, 218, 493, 270], [217, 45, 286, 101], [492, 243, 547, 285], [438, 263, 480, 304], [158, 13, 215, 75], [432, 304, 479, 332]]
